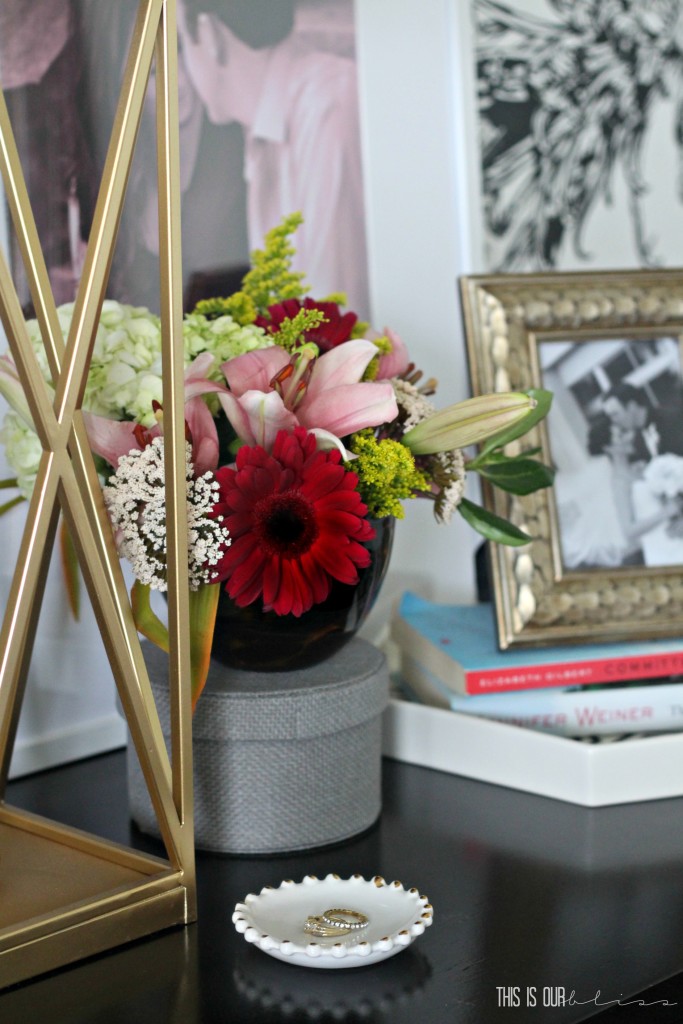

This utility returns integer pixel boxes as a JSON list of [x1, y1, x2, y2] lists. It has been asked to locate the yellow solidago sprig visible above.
[[275, 309, 327, 353], [240, 212, 309, 314], [347, 432, 429, 519], [193, 292, 258, 326]]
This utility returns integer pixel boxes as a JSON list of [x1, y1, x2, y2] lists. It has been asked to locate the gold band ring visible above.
[[320, 908, 369, 931], [304, 915, 352, 938]]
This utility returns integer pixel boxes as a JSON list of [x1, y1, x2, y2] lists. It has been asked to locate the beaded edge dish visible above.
[[232, 873, 434, 969]]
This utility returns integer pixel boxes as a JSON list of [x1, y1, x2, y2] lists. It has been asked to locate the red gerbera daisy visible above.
[[212, 427, 375, 616], [255, 297, 358, 352]]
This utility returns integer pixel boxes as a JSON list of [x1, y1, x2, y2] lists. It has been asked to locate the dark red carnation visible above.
[[212, 427, 375, 616], [255, 297, 358, 352]]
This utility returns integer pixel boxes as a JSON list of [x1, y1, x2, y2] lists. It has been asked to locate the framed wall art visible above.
[[1, 0, 370, 320], [468, 0, 683, 275], [461, 268, 683, 648]]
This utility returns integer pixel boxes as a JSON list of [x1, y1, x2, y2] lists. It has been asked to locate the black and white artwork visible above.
[[0, 0, 369, 318], [473, 0, 683, 271], [540, 335, 683, 571]]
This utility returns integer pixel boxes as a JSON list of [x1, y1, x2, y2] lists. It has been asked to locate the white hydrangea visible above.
[[0, 410, 43, 499], [2, 300, 273, 493], [103, 437, 231, 591], [24, 300, 165, 424], [182, 312, 272, 373]]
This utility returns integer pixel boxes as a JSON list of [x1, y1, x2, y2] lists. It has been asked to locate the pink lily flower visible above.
[[84, 353, 227, 476], [377, 327, 411, 379], [218, 339, 398, 452]]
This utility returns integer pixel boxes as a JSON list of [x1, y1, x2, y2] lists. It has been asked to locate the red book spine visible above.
[[465, 652, 683, 695]]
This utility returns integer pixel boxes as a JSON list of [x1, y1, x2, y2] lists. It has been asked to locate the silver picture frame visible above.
[[461, 268, 683, 648]]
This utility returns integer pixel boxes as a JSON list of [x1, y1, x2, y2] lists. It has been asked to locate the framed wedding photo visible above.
[[460, 269, 683, 649]]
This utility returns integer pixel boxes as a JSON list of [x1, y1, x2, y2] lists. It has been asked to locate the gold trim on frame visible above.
[[461, 268, 683, 649], [0, 0, 195, 988]]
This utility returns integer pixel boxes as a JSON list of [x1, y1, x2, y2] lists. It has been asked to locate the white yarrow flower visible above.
[[434, 449, 466, 524], [392, 377, 437, 431]]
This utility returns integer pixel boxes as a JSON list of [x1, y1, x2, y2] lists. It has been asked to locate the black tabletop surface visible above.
[[3, 749, 683, 1023]]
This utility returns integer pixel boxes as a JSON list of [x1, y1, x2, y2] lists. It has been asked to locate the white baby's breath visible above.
[[103, 437, 231, 591]]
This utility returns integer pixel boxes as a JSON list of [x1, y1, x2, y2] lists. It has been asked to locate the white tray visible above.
[[382, 696, 683, 807]]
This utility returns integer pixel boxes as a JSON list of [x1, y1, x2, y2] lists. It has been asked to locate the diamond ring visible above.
[[304, 915, 352, 938], [320, 908, 369, 931]]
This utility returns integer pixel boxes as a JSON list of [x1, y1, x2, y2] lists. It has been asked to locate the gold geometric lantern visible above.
[[0, 0, 195, 987]]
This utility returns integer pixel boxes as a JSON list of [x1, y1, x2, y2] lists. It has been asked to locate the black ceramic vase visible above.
[[210, 517, 395, 672]]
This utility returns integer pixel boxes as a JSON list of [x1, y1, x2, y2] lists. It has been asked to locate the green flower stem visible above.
[[131, 580, 169, 652], [189, 582, 221, 711], [131, 579, 221, 713], [0, 495, 23, 516]]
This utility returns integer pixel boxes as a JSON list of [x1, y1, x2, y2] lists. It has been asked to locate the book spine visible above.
[[466, 652, 683, 695], [400, 656, 683, 737], [390, 604, 683, 695]]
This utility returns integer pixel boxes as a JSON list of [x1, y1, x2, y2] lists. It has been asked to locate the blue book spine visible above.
[[391, 593, 683, 695]]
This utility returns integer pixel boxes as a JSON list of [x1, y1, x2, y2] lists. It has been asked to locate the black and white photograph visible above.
[[1, 0, 369, 318], [540, 335, 683, 571], [472, 0, 683, 272]]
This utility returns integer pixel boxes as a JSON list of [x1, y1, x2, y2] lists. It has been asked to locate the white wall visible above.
[[355, 0, 481, 633]]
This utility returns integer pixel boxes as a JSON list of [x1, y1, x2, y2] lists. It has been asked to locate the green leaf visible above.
[[477, 388, 552, 458], [476, 458, 556, 495], [458, 497, 532, 546], [471, 445, 544, 467]]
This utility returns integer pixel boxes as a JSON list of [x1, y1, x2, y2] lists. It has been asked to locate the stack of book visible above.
[[390, 592, 683, 739]]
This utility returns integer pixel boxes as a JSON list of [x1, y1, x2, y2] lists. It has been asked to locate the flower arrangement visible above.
[[0, 213, 553, 708]]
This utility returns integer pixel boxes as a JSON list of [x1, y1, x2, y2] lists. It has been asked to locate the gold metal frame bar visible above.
[[0, 0, 196, 986]]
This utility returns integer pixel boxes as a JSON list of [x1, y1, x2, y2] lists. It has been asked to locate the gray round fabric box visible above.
[[127, 637, 389, 855]]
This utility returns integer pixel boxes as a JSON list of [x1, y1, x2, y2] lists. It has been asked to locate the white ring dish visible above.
[[232, 873, 434, 969]]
